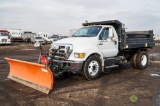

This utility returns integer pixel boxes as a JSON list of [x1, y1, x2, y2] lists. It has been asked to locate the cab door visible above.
[[98, 27, 118, 57]]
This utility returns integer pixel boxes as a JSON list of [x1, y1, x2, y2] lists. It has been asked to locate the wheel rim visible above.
[[141, 55, 147, 66], [88, 60, 99, 76]]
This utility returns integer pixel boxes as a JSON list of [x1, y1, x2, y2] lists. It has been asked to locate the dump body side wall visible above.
[[120, 30, 155, 50]]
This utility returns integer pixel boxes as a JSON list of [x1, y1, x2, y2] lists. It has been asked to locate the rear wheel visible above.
[[130, 53, 137, 68], [82, 55, 102, 80], [136, 51, 148, 69]]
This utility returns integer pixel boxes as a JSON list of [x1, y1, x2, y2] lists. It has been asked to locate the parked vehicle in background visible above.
[[22, 31, 34, 43], [59, 35, 70, 39], [7, 29, 22, 42], [153, 34, 160, 43], [0, 30, 11, 44], [31, 36, 45, 44], [32, 33, 37, 37], [43, 35, 59, 43], [48, 35, 59, 43], [38, 32, 49, 43]]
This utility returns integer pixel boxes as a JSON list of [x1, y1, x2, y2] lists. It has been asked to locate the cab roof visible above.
[[82, 20, 122, 27], [82, 20, 123, 35]]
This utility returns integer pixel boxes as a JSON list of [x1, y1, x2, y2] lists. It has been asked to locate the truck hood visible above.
[[52, 37, 97, 46]]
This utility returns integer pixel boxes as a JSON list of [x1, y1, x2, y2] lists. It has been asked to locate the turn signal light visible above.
[[74, 53, 86, 58]]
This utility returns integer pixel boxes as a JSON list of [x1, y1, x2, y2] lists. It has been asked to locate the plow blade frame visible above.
[[5, 58, 54, 94]]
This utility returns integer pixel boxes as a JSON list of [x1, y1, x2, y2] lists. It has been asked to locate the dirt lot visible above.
[[0, 43, 160, 106]]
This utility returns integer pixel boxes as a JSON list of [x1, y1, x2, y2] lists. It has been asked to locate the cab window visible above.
[[99, 28, 109, 40]]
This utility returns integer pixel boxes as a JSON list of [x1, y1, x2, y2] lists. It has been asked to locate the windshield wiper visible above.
[[72, 35, 90, 37], [72, 35, 78, 37], [79, 35, 90, 37]]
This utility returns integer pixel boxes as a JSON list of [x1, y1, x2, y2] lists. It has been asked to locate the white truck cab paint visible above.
[[51, 25, 118, 62]]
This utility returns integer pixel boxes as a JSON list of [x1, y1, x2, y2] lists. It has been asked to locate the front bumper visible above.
[[52, 59, 83, 72], [0, 40, 11, 44]]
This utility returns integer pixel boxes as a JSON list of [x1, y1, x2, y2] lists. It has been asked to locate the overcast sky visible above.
[[0, 0, 160, 35]]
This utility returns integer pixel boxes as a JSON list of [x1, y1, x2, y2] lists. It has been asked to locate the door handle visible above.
[[115, 41, 117, 45]]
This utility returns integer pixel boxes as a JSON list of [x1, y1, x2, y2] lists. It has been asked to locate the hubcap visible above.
[[88, 60, 99, 76], [141, 55, 147, 66]]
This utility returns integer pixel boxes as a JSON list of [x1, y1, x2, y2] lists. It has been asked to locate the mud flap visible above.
[[5, 58, 54, 94]]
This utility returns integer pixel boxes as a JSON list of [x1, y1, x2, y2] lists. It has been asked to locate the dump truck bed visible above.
[[121, 30, 155, 49]]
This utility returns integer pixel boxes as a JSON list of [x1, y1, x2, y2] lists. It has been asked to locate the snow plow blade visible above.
[[5, 58, 54, 94]]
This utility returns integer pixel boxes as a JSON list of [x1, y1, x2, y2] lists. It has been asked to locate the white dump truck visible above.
[[48, 20, 155, 80]]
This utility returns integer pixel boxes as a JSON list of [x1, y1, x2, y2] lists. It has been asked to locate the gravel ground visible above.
[[0, 42, 160, 106]]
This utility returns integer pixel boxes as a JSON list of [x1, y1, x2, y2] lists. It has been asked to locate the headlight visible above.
[[74, 53, 85, 58]]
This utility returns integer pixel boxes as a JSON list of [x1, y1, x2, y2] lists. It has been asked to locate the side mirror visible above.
[[109, 29, 113, 38], [111, 37, 116, 41]]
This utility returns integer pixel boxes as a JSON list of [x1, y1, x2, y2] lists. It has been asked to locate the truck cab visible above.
[[7, 29, 22, 42], [0, 30, 11, 44], [22, 31, 34, 42], [49, 20, 154, 80]]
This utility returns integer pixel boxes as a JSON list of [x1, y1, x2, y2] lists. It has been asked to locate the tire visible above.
[[130, 53, 137, 68], [82, 55, 102, 80], [136, 51, 148, 69]]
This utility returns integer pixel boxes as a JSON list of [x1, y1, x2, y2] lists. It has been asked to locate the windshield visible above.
[[12, 32, 19, 35], [0, 32, 9, 36], [50, 36, 56, 38], [72, 26, 102, 37], [35, 37, 42, 39]]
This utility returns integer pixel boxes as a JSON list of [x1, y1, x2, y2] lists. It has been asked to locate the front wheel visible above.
[[82, 55, 102, 80], [136, 51, 148, 69]]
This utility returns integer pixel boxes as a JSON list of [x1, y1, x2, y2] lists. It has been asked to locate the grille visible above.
[[1, 39, 7, 42], [60, 46, 65, 49], [52, 45, 67, 60]]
